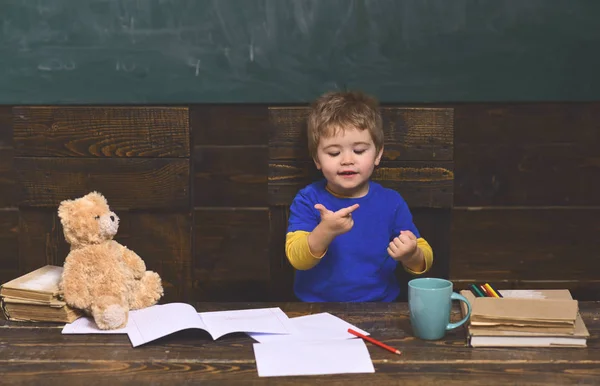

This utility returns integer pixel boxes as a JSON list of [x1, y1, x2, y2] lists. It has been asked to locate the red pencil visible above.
[[348, 328, 402, 355]]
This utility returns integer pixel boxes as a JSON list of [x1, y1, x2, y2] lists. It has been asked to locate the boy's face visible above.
[[314, 127, 383, 198]]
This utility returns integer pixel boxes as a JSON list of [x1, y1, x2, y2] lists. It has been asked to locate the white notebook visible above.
[[62, 303, 298, 347]]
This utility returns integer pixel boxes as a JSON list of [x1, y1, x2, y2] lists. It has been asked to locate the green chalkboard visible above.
[[1, 0, 599, 104]]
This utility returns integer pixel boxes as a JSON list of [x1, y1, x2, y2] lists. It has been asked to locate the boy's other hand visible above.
[[388, 230, 418, 262], [314, 203, 359, 236]]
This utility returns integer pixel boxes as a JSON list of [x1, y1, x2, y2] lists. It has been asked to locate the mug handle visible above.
[[446, 292, 471, 331]]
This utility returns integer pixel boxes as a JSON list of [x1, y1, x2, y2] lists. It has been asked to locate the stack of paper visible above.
[[460, 289, 590, 347], [61, 304, 376, 377], [0, 265, 83, 323], [248, 313, 375, 377]]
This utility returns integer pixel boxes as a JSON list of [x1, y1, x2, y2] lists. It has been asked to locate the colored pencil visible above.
[[484, 283, 500, 298], [469, 283, 485, 297], [487, 283, 504, 298], [348, 328, 401, 355], [479, 284, 491, 297]]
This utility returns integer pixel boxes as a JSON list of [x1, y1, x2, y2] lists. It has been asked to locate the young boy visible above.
[[285, 90, 433, 302]]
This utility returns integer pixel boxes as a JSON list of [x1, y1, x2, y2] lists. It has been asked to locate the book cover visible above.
[[0, 265, 63, 302]]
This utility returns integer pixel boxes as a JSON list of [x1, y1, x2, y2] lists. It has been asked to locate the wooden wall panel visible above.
[[0, 209, 19, 285], [455, 104, 600, 206], [191, 105, 269, 146], [13, 107, 189, 157], [0, 107, 16, 208], [193, 146, 267, 207], [193, 209, 270, 301], [15, 157, 189, 210], [17, 209, 191, 303], [450, 208, 600, 299]]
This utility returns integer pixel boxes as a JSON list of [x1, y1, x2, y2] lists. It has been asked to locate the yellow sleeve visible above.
[[404, 237, 433, 275], [285, 231, 326, 271]]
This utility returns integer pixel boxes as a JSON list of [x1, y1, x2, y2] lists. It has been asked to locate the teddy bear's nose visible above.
[[110, 216, 115, 222]]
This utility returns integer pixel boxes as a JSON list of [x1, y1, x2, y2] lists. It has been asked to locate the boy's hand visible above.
[[314, 203, 359, 236], [388, 230, 418, 262]]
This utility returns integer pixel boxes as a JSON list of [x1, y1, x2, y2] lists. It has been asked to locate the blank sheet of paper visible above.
[[61, 315, 131, 334], [201, 307, 298, 339], [248, 312, 369, 343], [253, 339, 375, 377]]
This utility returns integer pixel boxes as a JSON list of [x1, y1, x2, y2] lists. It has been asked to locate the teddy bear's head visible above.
[[58, 192, 120, 247]]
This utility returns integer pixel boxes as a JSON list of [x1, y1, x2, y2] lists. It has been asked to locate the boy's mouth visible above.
[[338, 171, 358, 176]]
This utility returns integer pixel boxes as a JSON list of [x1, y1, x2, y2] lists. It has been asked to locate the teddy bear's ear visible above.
[[86, 191, 108, 206], [57, 199, 75, 221]]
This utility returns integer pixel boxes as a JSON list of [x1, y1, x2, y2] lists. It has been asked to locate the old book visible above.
[[459, 289, 589, 347], [0, 265, 63, 303], [1, 298, 83, 323]]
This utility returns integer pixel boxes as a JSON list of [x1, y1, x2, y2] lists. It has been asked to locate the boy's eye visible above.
[[354, 149, 366, 154], [327, 152, 340, 157]]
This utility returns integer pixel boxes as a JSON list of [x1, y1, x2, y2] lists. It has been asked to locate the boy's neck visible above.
[[325, 181, 370, 198]]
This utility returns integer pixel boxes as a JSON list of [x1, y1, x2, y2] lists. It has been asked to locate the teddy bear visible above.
[[57, 191, 164, 330]]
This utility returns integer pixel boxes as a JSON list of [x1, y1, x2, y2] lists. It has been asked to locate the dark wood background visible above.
[[0, 103, 598, 302]]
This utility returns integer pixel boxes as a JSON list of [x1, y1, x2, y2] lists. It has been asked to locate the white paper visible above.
[[248, 312, 369, 343], [128, 303, 206, 347], [63, 303, 298, 347], [61, 315, 131, 334], [253, 339, 375, 377], [200, 307, 298, 339]]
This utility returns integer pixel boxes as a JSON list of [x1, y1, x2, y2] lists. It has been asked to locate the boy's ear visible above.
[[313, 156, 322, 170], [375, 146, 384, 166]]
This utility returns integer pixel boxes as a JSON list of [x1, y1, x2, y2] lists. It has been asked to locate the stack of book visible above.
[[0, 265, 83, 323], [459, 288, 589, 348]]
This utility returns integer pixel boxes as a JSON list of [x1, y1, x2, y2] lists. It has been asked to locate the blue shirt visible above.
[[287, 179, 420, 302]]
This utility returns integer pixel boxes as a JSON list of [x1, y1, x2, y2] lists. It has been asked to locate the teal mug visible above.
[[408, 278, 471, 340]]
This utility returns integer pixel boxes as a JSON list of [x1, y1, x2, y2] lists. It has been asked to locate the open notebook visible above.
[[63, 303, 298, 347]]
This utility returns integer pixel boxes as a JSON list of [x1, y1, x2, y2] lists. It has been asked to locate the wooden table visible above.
[[1, 302, 599, 385]]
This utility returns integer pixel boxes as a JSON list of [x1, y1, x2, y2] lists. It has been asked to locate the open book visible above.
[[62, 303, 298, 347]]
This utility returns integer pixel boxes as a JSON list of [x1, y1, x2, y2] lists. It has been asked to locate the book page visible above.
[[200, 307, 298, 340], [128, 303, 205, 347], [253, 339, 375, 377], [248, 312, 369, 343]]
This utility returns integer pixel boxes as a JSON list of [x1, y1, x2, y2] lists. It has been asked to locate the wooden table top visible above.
[[1, 301, 599, 385]]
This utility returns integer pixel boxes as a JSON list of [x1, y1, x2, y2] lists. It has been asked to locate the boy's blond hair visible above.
[[307, 90, 384, 159]]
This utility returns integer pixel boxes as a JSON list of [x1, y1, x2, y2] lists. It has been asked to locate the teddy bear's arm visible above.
[[60, 261, 92, 310], [122, 247, 146, 279]]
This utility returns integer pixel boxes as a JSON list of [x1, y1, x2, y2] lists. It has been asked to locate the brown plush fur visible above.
[[58, 192, 163, 330]]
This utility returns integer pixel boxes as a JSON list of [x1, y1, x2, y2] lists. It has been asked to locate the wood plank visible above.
[[114, 212, 192, 303], [191, 105, 269, 146], [455, 103, 600, 206], [269, 106, 453, 161], [0, 209, 19, 275], [0, 149, 17, 207], [193, 146, 268, 207], [269, 160, 453, 208], [193, 209, 270, 301], [268, 206, 295, 301], [2, 361, 597, 385], [17, 209, 191, 303], [15, 157, 189, 209], [13, 106, 190, 157], [0, 105, 12, 149], [455, 143, 600, 206], [0, 106, 17, 208], [455, 103, 600, 145], [450, 208, 600, 299]]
